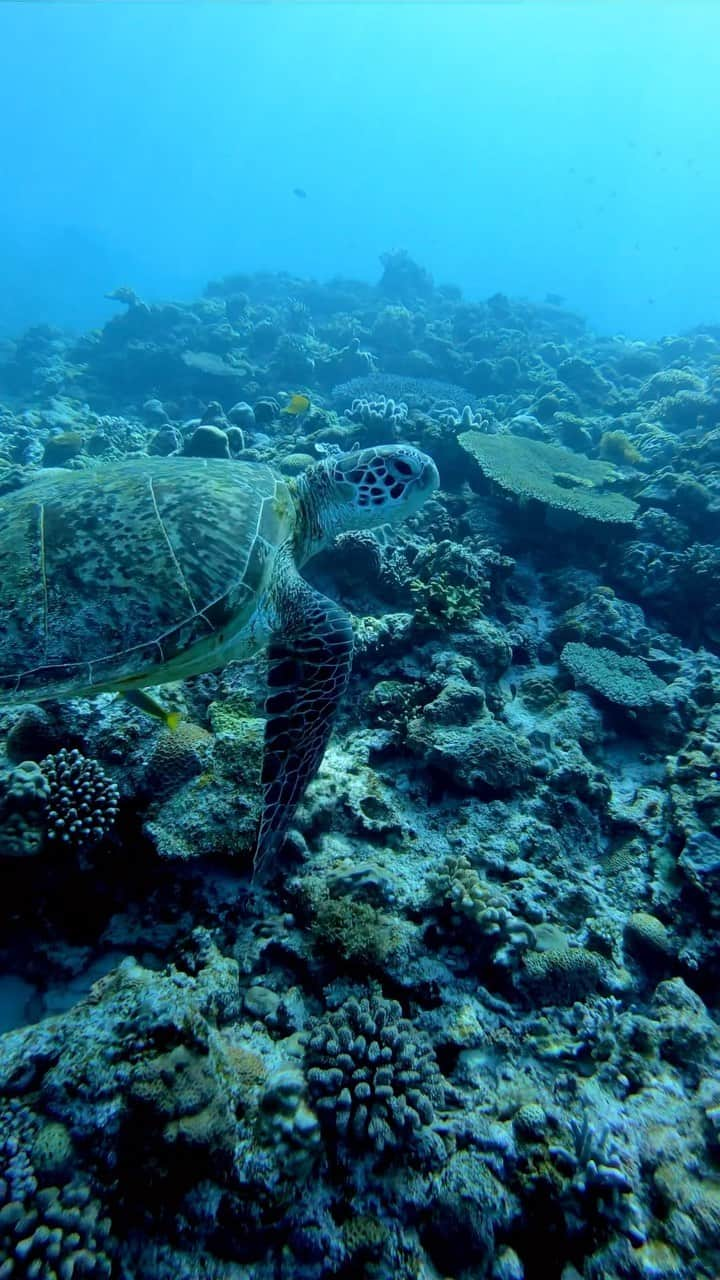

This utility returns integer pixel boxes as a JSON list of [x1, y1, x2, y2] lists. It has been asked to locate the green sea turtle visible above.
[[0, 445, 438, 873]]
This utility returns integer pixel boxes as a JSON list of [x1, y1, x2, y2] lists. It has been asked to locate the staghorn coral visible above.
[[392, 537, 513, 634], [306, 884, 402, 967], [549, 1110, 646, 1247], [408, 569, 487, 632], [458, 429, 639, 525], [39, 747, 119, 849], [305, 992, 445, 1161]]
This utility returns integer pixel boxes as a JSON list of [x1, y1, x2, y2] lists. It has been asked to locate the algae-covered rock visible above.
[[407, 715, 532, 794], [142, 696, 264, 861], [458, 430, 638, 525]]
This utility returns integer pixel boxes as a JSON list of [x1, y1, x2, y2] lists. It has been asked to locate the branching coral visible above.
[[0, 1099, 115, 1277], [550, 1111, 646, 1246], [39, 748, 119, 848], [427, 854, 534, 963], [305, 993, 445, 1162], [343, 395, 408, 437]]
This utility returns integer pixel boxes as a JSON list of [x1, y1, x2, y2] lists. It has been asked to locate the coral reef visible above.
[[0, 254, 719, 1280]]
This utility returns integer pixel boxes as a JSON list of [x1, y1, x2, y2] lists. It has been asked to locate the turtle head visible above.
[[297, 444, 439, 557]]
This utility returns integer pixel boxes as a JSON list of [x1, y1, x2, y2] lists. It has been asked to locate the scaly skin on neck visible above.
[[292, 461, 336, 566]]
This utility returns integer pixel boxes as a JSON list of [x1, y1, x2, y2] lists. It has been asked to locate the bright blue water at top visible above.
[[0, 0, 718, 342]]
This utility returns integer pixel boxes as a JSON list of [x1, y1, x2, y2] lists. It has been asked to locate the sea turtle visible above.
[[0, 445, 438, 873]]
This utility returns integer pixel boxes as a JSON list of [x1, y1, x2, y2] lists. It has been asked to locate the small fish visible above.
[[281, 393, 311, 416], [121, 688, 182, 729], [292, 187, 307, 199]]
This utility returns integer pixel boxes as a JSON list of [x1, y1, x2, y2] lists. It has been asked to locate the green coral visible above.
[[560, 642, 667, 709], [599, 430, 644, 466], [305, 881, 402, 966], [409, 569, 487, 630], [458, 430, 638, 525]]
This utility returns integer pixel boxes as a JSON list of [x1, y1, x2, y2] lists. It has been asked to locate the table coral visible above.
[[560, 642, 668, 709], [458, 430, 639, 525]]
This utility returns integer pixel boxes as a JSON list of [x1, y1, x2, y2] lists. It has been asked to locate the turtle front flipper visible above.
[[254, 560, 353, 879]]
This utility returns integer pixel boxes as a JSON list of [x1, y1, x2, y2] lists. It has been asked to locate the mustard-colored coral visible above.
[[599, 430, 644, 466]]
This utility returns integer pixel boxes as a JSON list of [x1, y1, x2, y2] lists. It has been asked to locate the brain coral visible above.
[[560, 643, 667, 709], [458, 430, 638, 525]]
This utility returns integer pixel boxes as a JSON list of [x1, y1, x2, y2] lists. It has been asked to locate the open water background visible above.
[[0, 0, 718, 339]]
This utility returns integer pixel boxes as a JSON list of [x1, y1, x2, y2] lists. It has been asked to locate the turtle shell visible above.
[[0, 457, 295, 702]]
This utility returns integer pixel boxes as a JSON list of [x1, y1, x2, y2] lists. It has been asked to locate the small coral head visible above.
[[329, 444, 439, 531]]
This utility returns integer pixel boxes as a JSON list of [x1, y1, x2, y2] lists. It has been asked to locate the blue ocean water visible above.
[[1, 0, 719, 339]]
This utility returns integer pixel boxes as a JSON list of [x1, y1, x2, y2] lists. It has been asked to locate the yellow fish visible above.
[[281, 393, 311, 416], [121, 689, 182, 730]]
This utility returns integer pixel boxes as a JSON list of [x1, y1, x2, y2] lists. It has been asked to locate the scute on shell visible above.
[[0, 457, 295, 702]]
